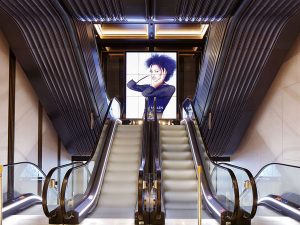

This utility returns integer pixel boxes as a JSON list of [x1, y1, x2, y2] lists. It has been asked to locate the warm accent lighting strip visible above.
[[94, 24, 148, 39], [155, 24, 209, 39]]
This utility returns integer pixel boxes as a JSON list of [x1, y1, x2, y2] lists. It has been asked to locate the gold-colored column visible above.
[[198, 166, 202, 225]]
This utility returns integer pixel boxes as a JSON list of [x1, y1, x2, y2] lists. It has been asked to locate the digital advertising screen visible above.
[[126, 52, 177, 119]]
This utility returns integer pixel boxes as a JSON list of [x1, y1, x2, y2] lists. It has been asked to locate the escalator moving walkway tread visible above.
[[161, 125, 197, 212], [97, 125, 142, 213]]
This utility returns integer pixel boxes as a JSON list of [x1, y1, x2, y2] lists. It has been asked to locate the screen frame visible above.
[[125, 51, 179, 119]]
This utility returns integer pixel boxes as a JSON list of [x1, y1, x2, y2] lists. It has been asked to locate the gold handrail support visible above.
[[197, 166, 202, 225], [0, 164, 3, 225]]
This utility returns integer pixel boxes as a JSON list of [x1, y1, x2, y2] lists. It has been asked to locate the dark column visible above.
[[37, 102, 43, 195], [7, 49, 16, 201]]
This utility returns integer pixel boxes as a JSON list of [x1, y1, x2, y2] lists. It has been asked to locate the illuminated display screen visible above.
[[126, 52, 177, 119]]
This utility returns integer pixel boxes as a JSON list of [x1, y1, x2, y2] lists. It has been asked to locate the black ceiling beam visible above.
[[96, 38, 204, 47]]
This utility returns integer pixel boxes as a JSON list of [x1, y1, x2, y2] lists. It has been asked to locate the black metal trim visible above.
[[7, 49, 16, 202], [38, 101, 43, 196], [210, 157, 231, 162], [71, 155, 90, 162]]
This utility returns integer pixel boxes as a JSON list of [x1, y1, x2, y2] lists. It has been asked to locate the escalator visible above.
[[248, 163, 300, 223], [89, 124, 142, 218], [160, 124, 198, 218], [151, 98, 258, 225], [42, 97, 148, 224], [40, 97, 259, 225], [1, 162, 45, 219]]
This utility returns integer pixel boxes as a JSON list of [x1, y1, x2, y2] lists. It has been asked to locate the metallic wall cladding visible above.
[[174, 0, 241, 22], [61, 0, 147, 22], [73, 20, 109, 116], [193, 20, 229, 121], [0, 0, 108, 155], [194, 0, 300, 156]]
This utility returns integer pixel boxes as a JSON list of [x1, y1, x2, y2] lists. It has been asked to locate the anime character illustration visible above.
[[127, 54, 176, 118]]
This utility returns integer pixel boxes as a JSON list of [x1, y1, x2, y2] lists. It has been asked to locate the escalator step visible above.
[[113, 139, 141, 145], [163, 169, 196, 179], [164, 191, 197, 202], [99, 193, 136, 208], [165, 202, 197, 210], [160, 125, 185, 130], [160, 130, 187, 137], [162, 151, 193, 160], [117, 124, 143, 131], [114, 132, 142, 138], [164, 180, 197, 191], [105, 171, 138, 182], [101, 181, 136, 194], [161, 137, 189, 144], [162, 144, 190, 152], [109, 153, 140, 163], [162, 160, 194, 169], [106, 162, 139, 172], [110, 145, 140, 154]]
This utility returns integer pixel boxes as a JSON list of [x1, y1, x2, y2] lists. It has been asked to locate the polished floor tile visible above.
[[4, 215, 300, 225]]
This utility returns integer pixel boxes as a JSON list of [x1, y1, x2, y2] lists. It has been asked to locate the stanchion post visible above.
[[0, 164, 3, 225], [198, 166, 202, 225]]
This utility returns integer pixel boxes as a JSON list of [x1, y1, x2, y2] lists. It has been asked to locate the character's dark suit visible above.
[[127, 79, 175, 114]]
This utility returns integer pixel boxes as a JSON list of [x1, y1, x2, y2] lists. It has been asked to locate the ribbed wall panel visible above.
[[0, 0, 108, 155], [73, 20, 109, 119], [175, 0, 240, 22], [61, 0, 126, 22], [195, 0, 300, 156], [193, 20, 229, 122]]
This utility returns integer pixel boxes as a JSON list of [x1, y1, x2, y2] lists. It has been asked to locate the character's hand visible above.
[[151, 68, 167, 88]]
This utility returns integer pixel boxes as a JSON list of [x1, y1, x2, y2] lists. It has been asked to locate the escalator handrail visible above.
[[183, 118, 240, 220], [3, 162, 46, 177], [137, 98, 149, 215], [42, 161, 83, 217], [2, 162, 45, 217], [255, 162, 300, 179], [58, 98, 119, 220], [219, 162, 258, 219], [152, 97, 164, 215], [139, 97, 149, 172], [182, 98, 241, 220], [42, 98, 116, 218], [59, 119, 119, 220], [255, 163, 300, 221]]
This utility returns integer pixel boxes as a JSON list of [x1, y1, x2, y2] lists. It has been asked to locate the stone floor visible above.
[[3, 205, 300, 225]]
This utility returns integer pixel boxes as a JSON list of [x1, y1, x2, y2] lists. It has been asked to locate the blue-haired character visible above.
[[127, 54, 176, 117]]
